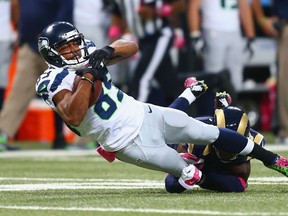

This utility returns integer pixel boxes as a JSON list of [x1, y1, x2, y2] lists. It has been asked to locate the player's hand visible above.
[[75, 67, 105, 81], [85, 46, 115, 69], [189, 80, 208, 98], [180, 152, 204, 169], [214, 91, 232, 109], [244, 38, 256, 60], [190, 35, 204, 57]]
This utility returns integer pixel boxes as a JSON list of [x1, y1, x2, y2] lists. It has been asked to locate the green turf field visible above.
[[0, 147, 287, 216]]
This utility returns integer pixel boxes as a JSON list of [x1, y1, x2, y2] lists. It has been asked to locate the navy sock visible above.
[[212, 128, 277, 165], [250, 144, 277, 166], [212, 128, 250, 153], [168, 97, 189, 112]]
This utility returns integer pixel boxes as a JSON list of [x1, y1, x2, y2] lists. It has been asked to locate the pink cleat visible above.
[[184, 77, 208, 98], [268, 155, 288, 177], [184, 77, 198, 88]]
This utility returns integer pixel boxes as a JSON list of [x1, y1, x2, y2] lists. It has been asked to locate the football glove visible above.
[[214, 91, 232, 109], [189, 80, 208, 98], [85, 46, 115, 69], [190, 34, 204, 57], [75, 67, 105, 81], [244, 38, 256, 60]]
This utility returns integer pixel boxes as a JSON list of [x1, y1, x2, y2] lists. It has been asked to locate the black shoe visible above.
[[52, 136, 67, 150], [5, 144, 20, 151]]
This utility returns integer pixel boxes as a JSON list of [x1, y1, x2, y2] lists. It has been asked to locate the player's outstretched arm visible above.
[[106, 39, 139, 65], [85, 39, 139, 69]]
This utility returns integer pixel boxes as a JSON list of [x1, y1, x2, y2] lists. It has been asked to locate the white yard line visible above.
[[0, 205, 287, 216], [0, 177, 286, 191], [0, 144, 287, 158], [0, 177, 287, 215]]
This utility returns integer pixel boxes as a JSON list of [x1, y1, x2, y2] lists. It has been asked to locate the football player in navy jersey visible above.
[[165, 89, 285, 193], [36, 21, 287, 192]]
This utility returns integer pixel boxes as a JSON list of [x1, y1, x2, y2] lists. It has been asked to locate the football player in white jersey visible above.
[[36, 22, 287, 191]]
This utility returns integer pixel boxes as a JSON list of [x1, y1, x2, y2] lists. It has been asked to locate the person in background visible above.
[[252, 0, 288, 145], [73, 0, 106, 49], [110, 0, 186, 106], [0, 0, 73, 150], [0, 0, 18, 151], [188, 0, 255, 93]]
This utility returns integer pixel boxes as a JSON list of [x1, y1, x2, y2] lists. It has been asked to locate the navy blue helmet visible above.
[[214, 106, 250, 137], [38, 21, 89, 69], [213, 106, 250, 161]]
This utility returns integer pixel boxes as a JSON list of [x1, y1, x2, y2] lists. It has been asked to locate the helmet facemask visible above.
[[53, 30, 89, 70]]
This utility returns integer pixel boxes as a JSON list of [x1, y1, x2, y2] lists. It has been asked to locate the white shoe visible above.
[[178, 165, 202, 190]]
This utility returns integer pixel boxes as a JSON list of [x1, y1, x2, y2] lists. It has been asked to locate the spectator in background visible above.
[[73, 0, 106, 49], [0, 0, 73, 150], [188, 0, 255, 93], [0, 0, 15, 111], [110, 0, 185, 106], [0, 0, 17, 151], [252, 0, 288, 145]]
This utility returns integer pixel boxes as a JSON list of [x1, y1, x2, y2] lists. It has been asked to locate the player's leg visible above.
[[160, 105, 288, 177], [116, 106, 203, 189], [0, 44, 47, 137], [196, 171, 247, 192], [225, 32, 245, 92], [202, 29, 226, 73]]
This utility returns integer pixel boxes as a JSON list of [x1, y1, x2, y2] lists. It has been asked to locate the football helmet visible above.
[[38, 21, 89, 69], [214, 106, 250, 137], [213, 106, 250, 161]]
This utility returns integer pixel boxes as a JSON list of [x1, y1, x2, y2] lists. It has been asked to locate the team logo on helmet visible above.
[[38, 37, 49, 51]]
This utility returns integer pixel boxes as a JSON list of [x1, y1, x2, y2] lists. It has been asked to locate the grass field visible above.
[[0, 144, 287, 216]]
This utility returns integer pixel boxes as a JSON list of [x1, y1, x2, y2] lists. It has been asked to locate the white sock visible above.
[[178, 88, 196, 104]]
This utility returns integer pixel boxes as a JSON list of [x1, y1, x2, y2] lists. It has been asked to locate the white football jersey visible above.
[[36, 41, 144, 152], [201, 0, 241, 32], [0, 0, 13, 41]]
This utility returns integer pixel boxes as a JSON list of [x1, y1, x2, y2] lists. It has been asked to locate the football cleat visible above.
[[0, 132, 8, 152], [184, 77, 197, 88], [214, 91, 232, 110], [0, 131, 19, 152], [178, 165, 202, 190], [185, 78, 208, 98], [268, 155, 288, 177]]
